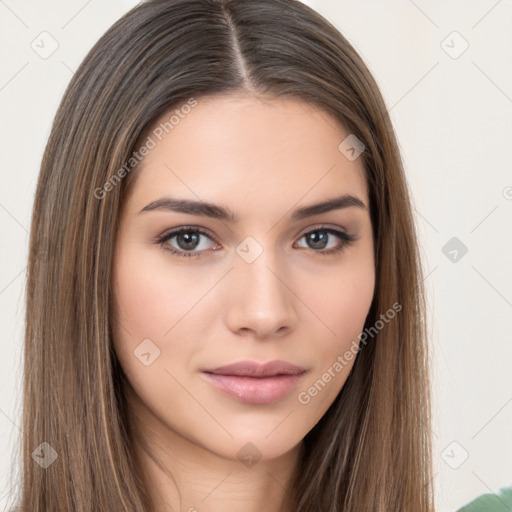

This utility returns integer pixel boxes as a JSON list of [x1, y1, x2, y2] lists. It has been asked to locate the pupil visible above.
[[175, 231, 330, 251], [308, 231, 328, 249], [177, 232, 199, 250]]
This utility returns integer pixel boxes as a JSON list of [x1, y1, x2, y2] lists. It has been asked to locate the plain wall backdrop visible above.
[[1, 1, 511, 510]]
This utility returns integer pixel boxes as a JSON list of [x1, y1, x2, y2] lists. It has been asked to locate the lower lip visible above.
[[201, 372, 305, 404]]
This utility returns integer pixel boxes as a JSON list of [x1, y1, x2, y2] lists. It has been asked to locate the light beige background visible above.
[[1, 1, 511, 510]]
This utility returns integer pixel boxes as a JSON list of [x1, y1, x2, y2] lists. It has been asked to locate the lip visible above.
[[201, 360, 306, 404]]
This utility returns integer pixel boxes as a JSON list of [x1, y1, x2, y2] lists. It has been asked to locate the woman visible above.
[[14, 0, 435, 510]]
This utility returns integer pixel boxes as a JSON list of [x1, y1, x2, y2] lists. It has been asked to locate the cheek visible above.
[[301, 252, 375, 347], [112, 245, 200, 339], [111, 244, 223, 380], [111, 246, 189, 374], [114, 277, 161, 338], [294, 257, 375, 408], [322, 274, 374, 339]]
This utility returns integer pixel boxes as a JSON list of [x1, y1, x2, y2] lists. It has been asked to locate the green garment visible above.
[[457, 486, 512, 511]]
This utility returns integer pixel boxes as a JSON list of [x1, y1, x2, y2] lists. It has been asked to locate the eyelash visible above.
[[155, 225, 358, 259]]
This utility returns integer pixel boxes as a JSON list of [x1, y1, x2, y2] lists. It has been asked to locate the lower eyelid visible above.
[[157, 226, 356, 256], [163, 233, 218, 253]]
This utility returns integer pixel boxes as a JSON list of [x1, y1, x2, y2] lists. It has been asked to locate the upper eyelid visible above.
[[159, 226, 218, 243], [159, 224, 351, 246]]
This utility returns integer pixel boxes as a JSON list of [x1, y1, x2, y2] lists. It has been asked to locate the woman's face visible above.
[[112, 94, 375, 464]]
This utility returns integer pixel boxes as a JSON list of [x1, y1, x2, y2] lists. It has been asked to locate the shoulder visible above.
[[457, 485, 512, 511]]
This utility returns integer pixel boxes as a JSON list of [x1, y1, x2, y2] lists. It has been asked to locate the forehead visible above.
[[126, 94, 369, 215]]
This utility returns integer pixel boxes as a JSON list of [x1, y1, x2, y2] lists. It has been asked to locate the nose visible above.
[[224, 249, 298, 339]]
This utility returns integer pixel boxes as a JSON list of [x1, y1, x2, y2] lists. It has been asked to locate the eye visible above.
[[295, 226, 358, 256], [155, 225, 358, 259], [156, 227, 220, 258]]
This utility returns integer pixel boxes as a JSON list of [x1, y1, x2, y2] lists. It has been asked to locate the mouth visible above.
[[201, 360, 307, 404]]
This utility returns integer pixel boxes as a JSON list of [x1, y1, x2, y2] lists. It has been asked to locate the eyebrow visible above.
[[139, 194, 367, 222]]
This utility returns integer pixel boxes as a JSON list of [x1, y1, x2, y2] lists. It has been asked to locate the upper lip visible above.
[[203, 360, 306, 378]]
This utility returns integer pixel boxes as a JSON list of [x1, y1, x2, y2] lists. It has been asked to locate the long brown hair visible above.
[[12, 0, 435, 510]]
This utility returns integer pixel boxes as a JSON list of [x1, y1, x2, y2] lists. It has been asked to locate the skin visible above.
[[111, 93, 375, 512]]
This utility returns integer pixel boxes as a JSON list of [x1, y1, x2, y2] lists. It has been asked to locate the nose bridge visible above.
[[226, 236, 296, 336], [240, 251, 281, 301]]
